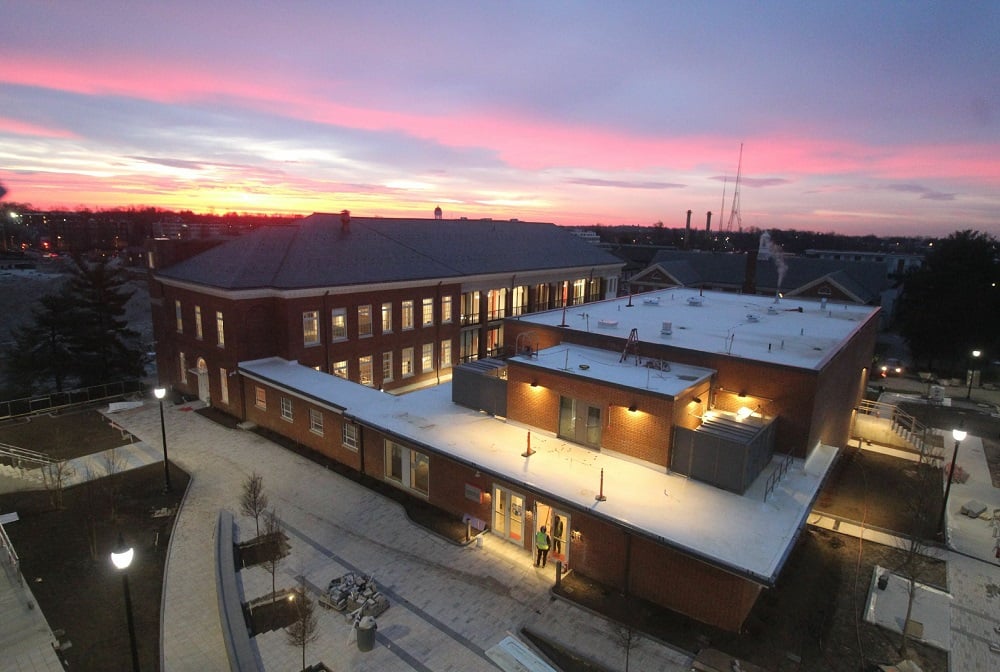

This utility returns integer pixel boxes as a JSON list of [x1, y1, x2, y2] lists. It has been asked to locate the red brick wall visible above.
[[506, 364, 676, 466], [628, 534, 762, 631]]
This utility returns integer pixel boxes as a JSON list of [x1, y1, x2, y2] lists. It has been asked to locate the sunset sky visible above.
[[2, 2, 998, 237]]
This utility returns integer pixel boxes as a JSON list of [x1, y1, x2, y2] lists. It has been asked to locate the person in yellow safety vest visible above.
[[534, 525, 551, 568]]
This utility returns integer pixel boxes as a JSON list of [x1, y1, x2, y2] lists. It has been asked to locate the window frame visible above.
[[382, 351, 393, 383], [401, 300, 415, 330], [401, 347, 414, 377], [309, 408, 324, 436], [216, 311, 225, 347], [359, 354, 373, 386], [280, 396, 293, 422], [441, 295, 453, 324], [331, 308, 347, 341], [303, 310, 320, 346], [421, 343, 434, 373], [421, 298, 434, 327], [175, 300, 183, 333], [342, 422, 360, 451], [254, 386, 266, 410], [194, 305, 203, 340], [381, 302, 393, 334], [358, 305, 373, 338], [332, 360, 348, 378]]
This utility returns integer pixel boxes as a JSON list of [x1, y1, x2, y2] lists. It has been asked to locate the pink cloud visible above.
[[0, 116, 77, 139]]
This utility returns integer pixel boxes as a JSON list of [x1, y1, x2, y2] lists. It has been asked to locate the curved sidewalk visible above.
[[108, 402, 693, 672]]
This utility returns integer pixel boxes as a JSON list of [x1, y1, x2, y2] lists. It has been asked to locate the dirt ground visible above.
[[0, 406, 138, 461], [1, 461, 189, 670]]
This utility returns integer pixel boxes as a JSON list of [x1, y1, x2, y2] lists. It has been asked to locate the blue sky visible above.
[[1, 1, 997, 236]]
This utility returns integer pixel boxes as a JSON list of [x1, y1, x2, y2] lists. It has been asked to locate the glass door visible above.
[[492, 485, 525, 544]]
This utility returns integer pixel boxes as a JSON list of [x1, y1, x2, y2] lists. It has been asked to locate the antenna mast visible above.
[[725, 143, 743, 234]]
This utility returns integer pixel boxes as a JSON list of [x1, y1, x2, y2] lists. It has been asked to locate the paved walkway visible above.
[[105, 401, 694, 672]]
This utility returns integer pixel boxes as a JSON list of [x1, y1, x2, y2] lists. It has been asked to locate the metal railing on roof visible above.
[[0, 379, 144, 421]]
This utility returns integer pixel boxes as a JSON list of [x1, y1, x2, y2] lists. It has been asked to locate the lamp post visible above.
[[966, 349, 981, 400], [937, 426, 967, 539], [110, 534, 140, 672], [154, 387, 171, 492]]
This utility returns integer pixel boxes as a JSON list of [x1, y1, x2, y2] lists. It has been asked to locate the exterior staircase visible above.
[[0, 442, 53, 487], [853, 400, 943, 460]]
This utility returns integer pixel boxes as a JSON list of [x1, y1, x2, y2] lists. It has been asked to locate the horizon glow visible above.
[[1, 2, 998, 237]]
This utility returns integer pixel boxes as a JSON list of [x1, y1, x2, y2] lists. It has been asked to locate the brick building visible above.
[[147, 212, 623, 411], [225, 286, 879, 631]]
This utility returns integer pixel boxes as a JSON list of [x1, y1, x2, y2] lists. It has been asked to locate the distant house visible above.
[[147, 212, 623, 407]]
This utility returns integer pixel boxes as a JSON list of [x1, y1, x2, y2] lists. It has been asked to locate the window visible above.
[[558, 396, 602, 448], [401, 347, 414, 377], [441, 295, 453, 323], [487, 289, 506, 321], [303, 310, 320, 346], [359, 355, 373, 386], [280, 396, 293, 421], [216, 311, 225, 347], [309, 409, 324, 436], [460, 329, 479, 363], [331, 308, 347, 341], [381, 302, 392, 333], [332, 360, 348, 378], [219, 368, 229, 405], [342, 422, 360, 451], [461, 291, 480, 325], [255, 386, 266, 410], [421, 343, 433, 372], [358, 305, 372, 337], [382, 351, 393, 383], [440, 340, 452, 368], [147, 251, 156, 269], [179, 352, 187, 384], [175, 300, 183, 332], [572, 279, 587, 305], [486, 325, 503, 357], [401, 300, 414, 330], [383, 440, 429, 496], [194, 305, 203, 340], [511, 286, 528, 316], [422, 298, 434, 327]]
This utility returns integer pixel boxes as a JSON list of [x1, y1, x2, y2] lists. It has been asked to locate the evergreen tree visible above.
[[6, 290, 79, 393], [896, 230, 999, 373], [63, 255, 144, 385]]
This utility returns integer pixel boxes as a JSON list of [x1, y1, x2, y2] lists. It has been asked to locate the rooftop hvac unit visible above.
[[661, 321, 672, 336]]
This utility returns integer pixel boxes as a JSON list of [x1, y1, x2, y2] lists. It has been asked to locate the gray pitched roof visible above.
[[157, 214, 623, 290], [638, 250, 888, 303]]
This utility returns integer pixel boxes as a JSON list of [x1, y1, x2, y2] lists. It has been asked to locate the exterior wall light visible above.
[[628, 404, 637, 413], [737, 406, 753, 419]]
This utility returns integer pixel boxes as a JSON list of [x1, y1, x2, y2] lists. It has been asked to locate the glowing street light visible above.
[[154, 387, 171, 492], [937, 425, 967, 539], [110, 534, 140, 671], [966, 349, 982, 400]]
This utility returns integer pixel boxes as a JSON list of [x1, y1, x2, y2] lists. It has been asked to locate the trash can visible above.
[[356, 615, 377, 652]]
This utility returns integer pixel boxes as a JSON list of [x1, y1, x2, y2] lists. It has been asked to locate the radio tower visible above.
[[725, 143, 743, 233]]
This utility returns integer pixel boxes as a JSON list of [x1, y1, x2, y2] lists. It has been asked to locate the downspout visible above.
[[322, 290, 330, 373]]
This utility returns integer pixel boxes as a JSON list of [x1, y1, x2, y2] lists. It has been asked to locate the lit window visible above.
[[382, 351, 393, 383], [309, 409, 324, 436], [331, 308, 347, 341], [359, 355, 373, 386], [422, 298, 434, 327], [216, 311, 225, 347], [179, 352, 187, 384], [332, 360, 348, 378], [194, 305, 203, 340], [441, 295, 453, 323], [411, 451, 429, 495], [440, 340, 452, 368], [401, 347, 414, 377], [421, 343, 433, 372], [175, 300, 183, 333], [303, 310, 320, 346], [280, 396, 293, 421], [255, 386, 266, 410], [342, 422, 360, 451], [358, 305, 372, 337], [402, 300, 414, 330], [381, 302, 392, 333]]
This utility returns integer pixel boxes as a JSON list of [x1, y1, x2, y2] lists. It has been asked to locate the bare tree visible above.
[[81, 466, 101, 561], [612, 622, 641, 672], [285, 576, 319, 671], [102, 447, 126, 522], [240, 471, 269, 537], [896, 453, 941, 656], [42, 460, 75, 510], [262, 508, 284, 603]]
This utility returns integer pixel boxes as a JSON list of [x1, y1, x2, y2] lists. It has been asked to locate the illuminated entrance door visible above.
[[534, 502, 570, 567], [492, 485, 524, 544], [196, 357, 210, 403]]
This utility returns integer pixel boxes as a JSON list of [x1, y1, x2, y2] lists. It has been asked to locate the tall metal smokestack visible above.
[[684, 209, 692, 249], [705, 211, 712, 233]]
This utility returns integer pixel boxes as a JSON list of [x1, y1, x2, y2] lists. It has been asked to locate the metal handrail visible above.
[[764, 452, 794, 501], [0, 442, 53, 469], [855, 399, 933, 457], [0, 522, 21, 585]]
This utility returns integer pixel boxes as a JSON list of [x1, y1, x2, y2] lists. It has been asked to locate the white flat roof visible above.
[[512, 287, 879, 370], [512, 343, 713, 397], [240, 357, 837, 584]]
